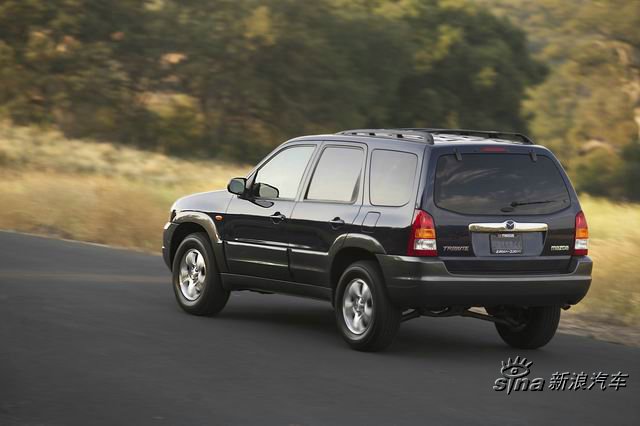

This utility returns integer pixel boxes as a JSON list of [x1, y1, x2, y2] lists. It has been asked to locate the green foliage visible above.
[[0, 0, 545, 162], [384, 1, 546, 130], [617, 142, 640, 201], [0, 0, 161, 143], [482, 0, 640, 200], [573, 147, 623, 198]]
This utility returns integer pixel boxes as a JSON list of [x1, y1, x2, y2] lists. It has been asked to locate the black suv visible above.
[[162, 128, 592, 351]]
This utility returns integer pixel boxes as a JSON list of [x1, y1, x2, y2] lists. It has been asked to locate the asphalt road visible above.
[[0, 231, 638, 426]]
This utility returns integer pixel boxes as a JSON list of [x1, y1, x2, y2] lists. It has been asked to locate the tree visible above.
[[0, 0, 163, 143], [386, 1, 546, 131], [0, 0, 548, 163], [483, 0, 640, 199]]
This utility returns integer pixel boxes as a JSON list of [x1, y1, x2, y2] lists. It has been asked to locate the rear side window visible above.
[[434, 153, 570, 215], [370, 150, 418, 206], [306, 146, 364, 203]]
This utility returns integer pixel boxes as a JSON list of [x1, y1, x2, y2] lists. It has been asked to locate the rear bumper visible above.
[[378, 255, 592, 308]]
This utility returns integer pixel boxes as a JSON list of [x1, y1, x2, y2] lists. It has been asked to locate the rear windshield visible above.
[[434, 153, 570, 215]]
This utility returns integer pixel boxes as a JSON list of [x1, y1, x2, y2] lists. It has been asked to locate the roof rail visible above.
[[401, 128, 534, 145], [337, 128, 434, 144]]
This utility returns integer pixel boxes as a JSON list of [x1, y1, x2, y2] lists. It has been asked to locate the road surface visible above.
[[1, 231, 638, 425]]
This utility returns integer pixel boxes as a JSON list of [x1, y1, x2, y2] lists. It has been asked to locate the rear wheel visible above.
[[494, 306, 561, 349], [172, 232, 229, 316], [334, 260, 401, 352]]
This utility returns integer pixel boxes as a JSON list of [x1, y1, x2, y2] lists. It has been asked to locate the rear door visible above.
[[288, 143, 366, 285], [424, 147, 577, 274]]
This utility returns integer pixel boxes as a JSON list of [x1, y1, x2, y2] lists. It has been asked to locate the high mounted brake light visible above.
[[480, 146, 507, 152], [574, 211, 589, 256], [408, 210, 437, 256]]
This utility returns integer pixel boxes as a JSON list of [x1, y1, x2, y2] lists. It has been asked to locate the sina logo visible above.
[[493, 356, 545, 394]]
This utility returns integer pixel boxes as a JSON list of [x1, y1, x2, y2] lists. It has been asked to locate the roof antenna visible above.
[[454, 148, 462, 161], [529, 150, 537, 162]]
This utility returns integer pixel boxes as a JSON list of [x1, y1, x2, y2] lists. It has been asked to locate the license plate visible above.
[[490, 233, 522, 254]]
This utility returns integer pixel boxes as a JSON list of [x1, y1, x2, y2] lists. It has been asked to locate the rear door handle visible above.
[[270, 212, 286, 223], [329, 217, 345, 229]]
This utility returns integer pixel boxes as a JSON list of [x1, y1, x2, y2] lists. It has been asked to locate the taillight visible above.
[[574, 211, 589, 255], [407, 210, 437, 257]]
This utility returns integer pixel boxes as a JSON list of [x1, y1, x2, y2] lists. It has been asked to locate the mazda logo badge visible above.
[[506, 220, 515, 230]]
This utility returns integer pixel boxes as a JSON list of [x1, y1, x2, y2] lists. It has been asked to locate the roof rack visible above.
[[400, 128, 534, 145], [337, 129, 434, 144], [338, 128, 535, 145]]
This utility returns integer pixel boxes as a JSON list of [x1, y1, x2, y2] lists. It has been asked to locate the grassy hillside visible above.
[[575, 196, 640, 326], [0, 123, 638, 336], [0, 124, 249, 251]]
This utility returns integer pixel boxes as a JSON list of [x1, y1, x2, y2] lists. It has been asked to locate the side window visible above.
[[370, 150, 418, 207], [306, 146, 364, 203], [253, 145, 315, 199]]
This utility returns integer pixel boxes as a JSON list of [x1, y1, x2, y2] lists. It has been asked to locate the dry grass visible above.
[[0, 171, 168, 252], [0, 123, 638, 332], [0, 123, 249, 251], [0, 123, 248, 188], [568, 196, 640, 327]]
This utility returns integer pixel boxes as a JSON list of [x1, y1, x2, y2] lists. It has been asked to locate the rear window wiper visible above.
[[500, 199, 563, 212], [511, 199, 559, 207]]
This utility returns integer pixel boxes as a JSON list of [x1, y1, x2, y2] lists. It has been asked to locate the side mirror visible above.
[[227, 177, 247, 196], [255, 182, 280, 199]]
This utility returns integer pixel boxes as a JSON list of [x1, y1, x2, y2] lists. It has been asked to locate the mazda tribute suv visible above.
[[162, 128, 592, 351]]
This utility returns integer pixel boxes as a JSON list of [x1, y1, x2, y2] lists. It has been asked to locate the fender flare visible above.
[[326, 233, 386, 279], [340, 233, 386, 255], [323, 233, 387, 305], [325, 233, 387, 268], [172, 211, 227, 272]]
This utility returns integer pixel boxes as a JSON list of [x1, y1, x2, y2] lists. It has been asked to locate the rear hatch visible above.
[[424, 146, 577, 274]]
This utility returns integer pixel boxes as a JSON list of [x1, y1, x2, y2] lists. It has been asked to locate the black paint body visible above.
[[163, 133, 592, 309]]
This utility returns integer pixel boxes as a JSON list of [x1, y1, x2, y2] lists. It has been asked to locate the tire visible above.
[[172, 232, 229, 316], [495, 306, 561, 349], [334, 260, 401, 352]]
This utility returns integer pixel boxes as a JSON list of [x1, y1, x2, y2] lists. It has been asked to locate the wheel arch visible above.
[[169, 211, 226, 272], [329, 234, 386, 295]]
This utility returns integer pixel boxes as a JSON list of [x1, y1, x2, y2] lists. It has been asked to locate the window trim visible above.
[[368, 148, 419, 208], [248, 143, 318, 201], [432, 152, 572, 216], [302, 143, 366, 205]]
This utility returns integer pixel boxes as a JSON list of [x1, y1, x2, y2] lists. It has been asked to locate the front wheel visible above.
[[334, 260, 401, 352], [494, 306, 561, 349], [172, 232, 229, 316]]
